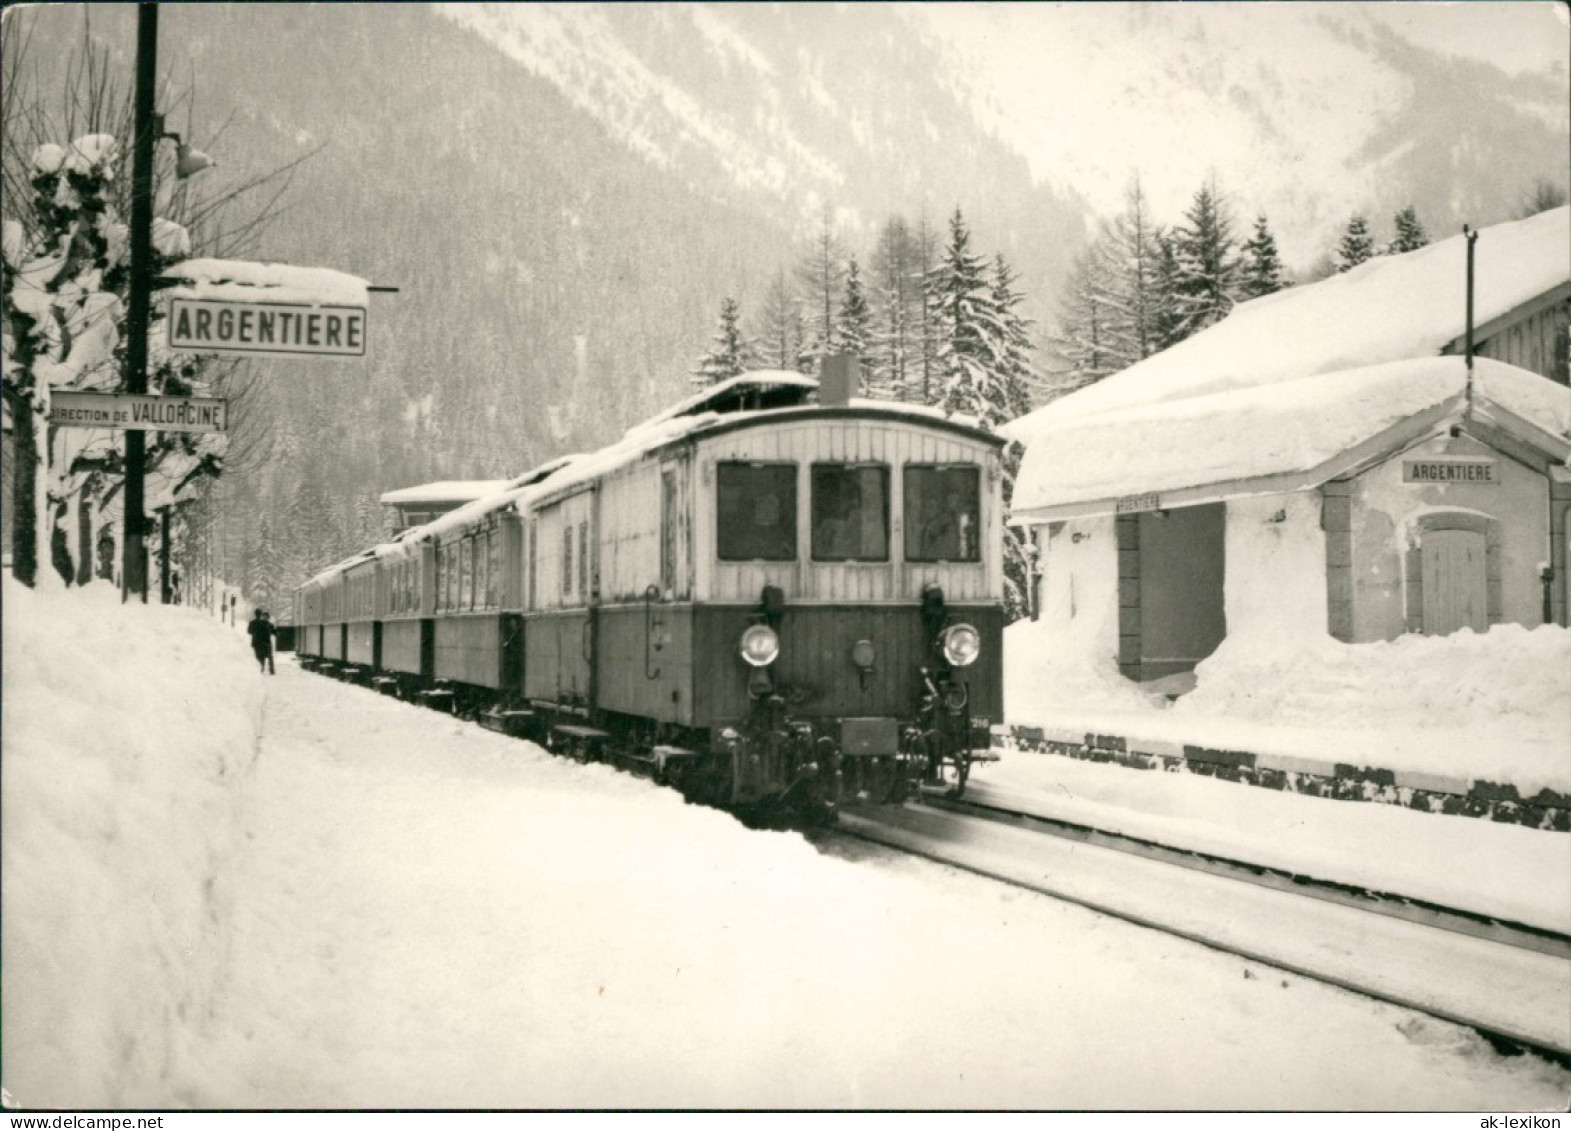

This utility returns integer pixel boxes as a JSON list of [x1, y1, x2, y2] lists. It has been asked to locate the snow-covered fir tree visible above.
[[690, 297, 754, 388], [990, 254, 1039, 623], [835, 256, 875, 388], [1150, 232, 1185, 353], [1335, 214, 1376, 272], [911, 213, 944, 405], [927, 207, 1002, 419], [1238, 213, 1288, 299], [1388, 206, 1429, 254], [1169, 181, 1240, 341]]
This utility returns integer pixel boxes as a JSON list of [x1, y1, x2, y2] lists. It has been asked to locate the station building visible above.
[[1007, 207, 1570, 688]]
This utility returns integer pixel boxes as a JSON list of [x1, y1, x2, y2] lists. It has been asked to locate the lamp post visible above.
[[121, 4, 213, 602]]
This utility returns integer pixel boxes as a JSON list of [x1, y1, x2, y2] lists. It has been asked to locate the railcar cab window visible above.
[[905, 464, 981, 562], [812, 463, 889, 562], [717, 462, 797, 561]]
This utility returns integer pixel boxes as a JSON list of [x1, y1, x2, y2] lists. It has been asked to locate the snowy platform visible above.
[[970, 745, 1571, 935]]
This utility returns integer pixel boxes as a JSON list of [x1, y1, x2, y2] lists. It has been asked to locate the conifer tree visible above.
[[690, 297, 754, 388], [911, 213, 944, 405], [1388, 206, 1429, 254], [1095, 177, 1163, 365], [835, 256, 875, 388], [1150, 232, 1185, 353], [1335, 214, 1376, 272], [1170, 181, 1240, 340], [1238, 214, 1288, 300], [927, 207, 1002, 419], [868, 215, 921, 400], [754, 268, 809, 373], [991, 254, 1039, 623], [1048, 240, 1120, 397], [794, 209, 849, 373]]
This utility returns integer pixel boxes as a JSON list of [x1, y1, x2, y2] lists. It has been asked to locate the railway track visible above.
[[825, 791, 1571, 1068]]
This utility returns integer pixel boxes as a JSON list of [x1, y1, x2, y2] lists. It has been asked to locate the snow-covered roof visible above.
[[1012, 356, 1571, 520], [1006, 207, 1571, 521], [1007, 206, 1569, 438], [160, 258, 370, 307], [378, 481, 511, 506]]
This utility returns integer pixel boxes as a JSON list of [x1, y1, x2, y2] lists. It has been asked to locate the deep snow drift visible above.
[[3, 576, 1568, 1110]]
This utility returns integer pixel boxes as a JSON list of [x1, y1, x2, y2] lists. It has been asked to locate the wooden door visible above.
[[1421, 530, 1487, 634]]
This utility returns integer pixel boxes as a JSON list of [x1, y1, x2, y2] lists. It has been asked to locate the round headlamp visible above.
[[940, 623, 981, 667], [740, 623, 780, 667], [850, 639, 876, 670]]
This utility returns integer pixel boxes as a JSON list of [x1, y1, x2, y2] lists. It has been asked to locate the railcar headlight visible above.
[[740, 623, 780, 667], [850, 639, 876, 670], [940, 623, 981, 667]]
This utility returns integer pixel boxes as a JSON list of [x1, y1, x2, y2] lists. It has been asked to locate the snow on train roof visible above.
[[378, 480, 511, 506]]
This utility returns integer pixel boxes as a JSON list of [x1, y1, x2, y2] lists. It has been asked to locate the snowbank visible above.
[[1, 573, 265, 1106], [1004, 612, 1571, 795]]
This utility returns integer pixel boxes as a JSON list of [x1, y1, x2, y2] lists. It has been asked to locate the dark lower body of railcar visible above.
[[529, 594, 1003, 816]]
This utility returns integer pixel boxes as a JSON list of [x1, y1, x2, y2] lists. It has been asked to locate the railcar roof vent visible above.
[[643, 370, 818, 425], [819, 354, 860, 407]]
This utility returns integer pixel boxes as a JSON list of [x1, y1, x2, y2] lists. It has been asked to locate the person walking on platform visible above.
[[248, 608, 277, 675]]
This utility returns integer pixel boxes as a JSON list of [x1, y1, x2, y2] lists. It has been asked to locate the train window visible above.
[[460, 538, 473, 610], [811, 464, 889, 562], [717, 462, 797, 561], [660, 469, 677, 591], [563, 525, 573, 597], [434, 546, 445, 612], [486, 529, 501, 608], [447, 542, 460, 610], [904, 465, 981, 563], [578, 521, 589, 598], [528, 519, 538, 609]]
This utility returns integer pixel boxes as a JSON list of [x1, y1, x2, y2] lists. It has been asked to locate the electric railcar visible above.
[[294, 370, 1005, 818]]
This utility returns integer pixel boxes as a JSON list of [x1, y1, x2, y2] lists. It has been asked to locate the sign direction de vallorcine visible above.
[[50, 390, 227, 434], [166, 295, 366, 358]]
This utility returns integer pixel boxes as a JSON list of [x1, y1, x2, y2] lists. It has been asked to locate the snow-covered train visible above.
[[292, 368, 1004, 820]]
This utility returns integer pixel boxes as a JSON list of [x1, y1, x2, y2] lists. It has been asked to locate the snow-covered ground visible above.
[[4, 575, 1568, 1111]]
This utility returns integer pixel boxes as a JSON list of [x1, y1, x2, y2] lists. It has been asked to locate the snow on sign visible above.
[[49, 390, 227, 434], [166, 297, 366, 358], [159, 257, 373, 360]]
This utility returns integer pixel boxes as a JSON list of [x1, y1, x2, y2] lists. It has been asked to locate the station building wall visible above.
[[1330, 432, 1552, 643]]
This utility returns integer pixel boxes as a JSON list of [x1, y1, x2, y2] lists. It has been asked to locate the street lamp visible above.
[[121, 4, 212, 602]]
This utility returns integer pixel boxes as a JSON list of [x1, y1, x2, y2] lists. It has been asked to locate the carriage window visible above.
[[435, 546, 447, 612], [459, 538, 473, 610], [812, 464, 889, 562], [905, 465, 981, 563], [661, 469, 678, 590], [717, 462, 797, 561], [486, 528, 501, 608], [528, 519, 538, 609], [579, 521, 589, 598], [563, 525, 573, 596]]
